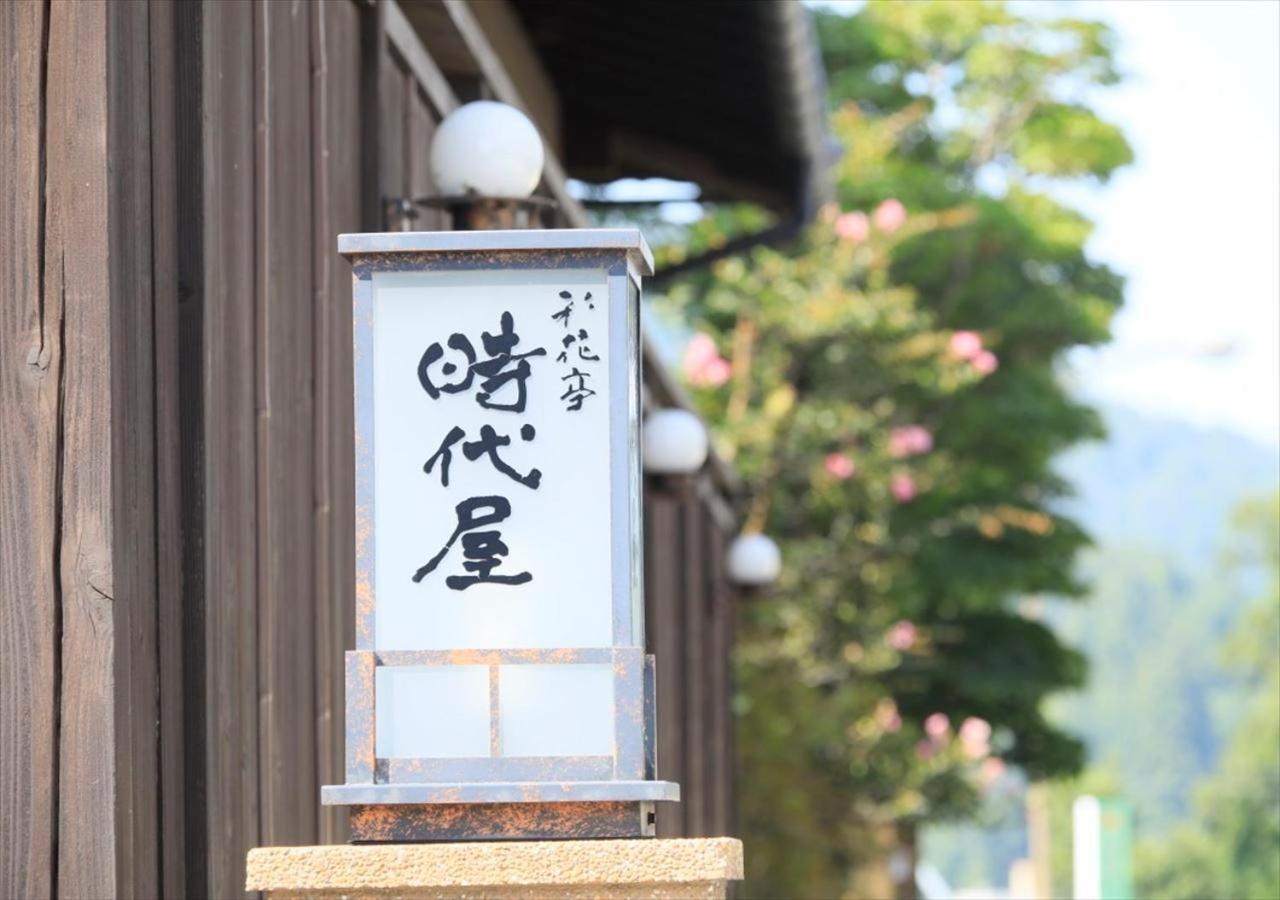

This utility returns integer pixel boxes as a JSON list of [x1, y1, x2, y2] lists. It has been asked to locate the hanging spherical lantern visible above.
[[430, 100, 545, 199], [642, 408, 709, 475], [727, 533, 781, 585]]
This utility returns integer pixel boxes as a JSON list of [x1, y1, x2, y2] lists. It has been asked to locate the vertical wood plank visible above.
[[313, 0, 362, 846], [680, 487, 707, 838], [172, 3, 212, 894], [310, 0, 337, 847], [106, 0, 162, 894], [407, 82, 448, 231], [148, 0, 189, 892], [255, 0, 318, 850], [706, 522, 735, 838], [358, 0, 386, 232], [44, 1, 116, 895], [202, 1, 261, 895], [379, 45, 407, 227], [0, 2, 57, 895], [645, 487, 685, 837]]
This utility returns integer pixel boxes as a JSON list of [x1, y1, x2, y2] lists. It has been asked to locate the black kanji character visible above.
[[417, 312, 545, 413], [463, 424, 541, 489], [416, 333, 477, 399], [560, 367, 597, 411], [551, 290, 574, 329], [424, 425, 466, 486], [575, 328, 600, 361], [556, 333, 576, 363], [471, 311, 546, 413], [412, 495, 532, 590]]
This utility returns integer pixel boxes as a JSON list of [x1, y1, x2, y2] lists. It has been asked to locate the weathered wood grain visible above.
[[202, 2, 261, 896], [43, 1, 117, 895], [358, 0, 386, 232], [255, 0, 318, 852], [379, 41, 408, 227], [2, 4, 745, 891], [148, 0, 191, 893], [313, 0, 362, 846], [0, 2, 58, 895], [172, 3, 212, 895], [105, 0, 163, 895]]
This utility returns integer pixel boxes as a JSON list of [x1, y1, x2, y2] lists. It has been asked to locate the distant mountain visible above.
[[924, 408, 1278, 885], [1050, 405, 1278, 829], [1048, 544, 1246, 828], [1056, 406, 1278, 566]]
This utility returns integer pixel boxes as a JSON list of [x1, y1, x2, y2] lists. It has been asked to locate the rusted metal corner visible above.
[[349, 800, 655, 842]]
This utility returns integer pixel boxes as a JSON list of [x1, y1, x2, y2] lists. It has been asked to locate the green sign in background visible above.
[[1098, 796, 1134, 899]]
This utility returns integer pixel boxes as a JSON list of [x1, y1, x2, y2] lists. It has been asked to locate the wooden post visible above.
[[1, 1, 162, 895]]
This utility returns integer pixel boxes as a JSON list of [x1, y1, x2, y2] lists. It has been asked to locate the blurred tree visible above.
[[1134, 494, 1280, 900], [655, 2, 1132, 895]]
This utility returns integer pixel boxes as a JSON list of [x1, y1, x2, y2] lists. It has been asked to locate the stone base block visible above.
[[246, 837, 743, 900]]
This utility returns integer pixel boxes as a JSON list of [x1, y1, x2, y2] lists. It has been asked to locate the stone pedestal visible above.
[[245, 837, 743, 900]]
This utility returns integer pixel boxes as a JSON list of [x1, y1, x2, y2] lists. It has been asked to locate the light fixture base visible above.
[[348, 800, 658, 842], [385, 194, 558, 231]]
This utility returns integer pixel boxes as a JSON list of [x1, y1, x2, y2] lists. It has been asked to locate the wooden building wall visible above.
[[644, 480, 738, 841], [0, 1, 737, 897], [2, 2, 166, 896]]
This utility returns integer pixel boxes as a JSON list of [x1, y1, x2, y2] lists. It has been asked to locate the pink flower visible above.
[[700, 357, 732, 386], [824, 452, 856, 480], [971, 350, 999, 375], [873, 199, 907, 233], [683, 334, 733, 387], [834, 211, 870, 243], [684, 333, 718, 368], [979, 757, 1007, 789], [959, 717, 992, 759], [874, 698, 902, 734], [949, 330, 984, 361], [924, 712, 950, 739], [888, 425, 933, 458], [891, 473, 918, 503], [885, 620, 918, 651]]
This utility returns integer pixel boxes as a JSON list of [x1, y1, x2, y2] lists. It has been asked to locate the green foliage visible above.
[[1047, 452, 1279, 836], [653, 2, 1133, 894], [920, 416, 1279, 892], [1134, 494, 1280, 900], [1050, 545, 1246, 829]]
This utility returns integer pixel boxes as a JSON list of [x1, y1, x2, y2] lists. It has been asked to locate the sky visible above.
[[809, 0, 1280, 448], [1059, 0, 1280, 449]]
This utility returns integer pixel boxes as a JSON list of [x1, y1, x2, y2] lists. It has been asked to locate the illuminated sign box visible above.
[[322, 229, 676, 841]]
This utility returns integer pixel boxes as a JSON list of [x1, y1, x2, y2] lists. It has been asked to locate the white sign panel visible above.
[[372, 268, 614, 650], [324, 232, 677, 815]]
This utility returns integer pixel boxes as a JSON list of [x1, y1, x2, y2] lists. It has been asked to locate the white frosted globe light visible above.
[[727, 533, 781, 586], [643, 408, 709, 474], [429, 101, 545, 198]]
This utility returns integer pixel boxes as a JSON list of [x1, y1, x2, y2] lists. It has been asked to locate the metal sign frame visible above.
[[321, 229, 676, 839]]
